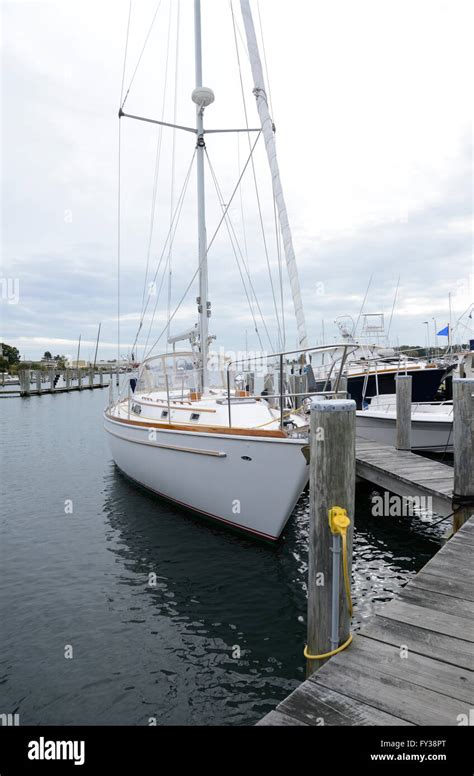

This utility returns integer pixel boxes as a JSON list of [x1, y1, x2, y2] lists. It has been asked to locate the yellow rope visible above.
[[304, 633, 353, 661], [305, 507, 353, 660]]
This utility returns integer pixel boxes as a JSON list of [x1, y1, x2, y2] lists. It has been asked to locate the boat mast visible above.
[[240, 0, 308, 349], [194, 0, 210, 391]]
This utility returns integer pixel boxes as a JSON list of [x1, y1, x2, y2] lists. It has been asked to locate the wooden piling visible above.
[[453, 378, 474, 532], [307, 399, 356, 677], [35, 371, 41, 393], [19, 369, 31, 396], [66, 369, 71, 390], [88, 368, 94, 388], [49, 369, 55, 391], [395, 374, 412, 450], [77, 369, 82, 390], [260, 517, 474, 727]]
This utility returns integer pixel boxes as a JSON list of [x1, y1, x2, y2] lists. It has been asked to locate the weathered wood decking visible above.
[[258, 517, 474, 726], [355, 438, 454, 516]]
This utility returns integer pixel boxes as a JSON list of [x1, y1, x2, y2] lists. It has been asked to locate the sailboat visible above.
[[104, 0, 347, 540]]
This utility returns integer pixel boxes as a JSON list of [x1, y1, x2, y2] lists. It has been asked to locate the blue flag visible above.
[[437, 325, 449, 336]]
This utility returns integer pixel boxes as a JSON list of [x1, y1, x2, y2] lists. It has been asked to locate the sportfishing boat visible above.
[[313, 315, 453, 408], [104, 0, 348, 540], [356, 394, 453, 453]]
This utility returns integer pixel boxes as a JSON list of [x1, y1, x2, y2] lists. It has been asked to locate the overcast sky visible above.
[[1, 0, 472, 362]]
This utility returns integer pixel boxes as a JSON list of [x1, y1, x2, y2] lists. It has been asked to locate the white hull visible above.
[[104, 413, 309, 540], [356, 413, 453, 452]]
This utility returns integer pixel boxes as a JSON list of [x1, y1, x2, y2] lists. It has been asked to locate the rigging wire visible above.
[[205, 148, 273, 352], [237, 134, 249, 266], [140, 150, 196, 358], [141, 149, 194, 357], [166, 0, 181, 350], [121, 0, 163, 111], [230, 0, 283, 350], [140, 0, 173, 319], [130, 148, 197, 359], [117, 2, 132, 375], [354, 274, 373, 338], [273, 193, 285, 350], [117, 121, 122, 373], [235, 132, 265, 342], [387, 275, 400, 339], [144, 131, 263, 360], [120, 1, 133, 105], [207, 157, 265, 351]]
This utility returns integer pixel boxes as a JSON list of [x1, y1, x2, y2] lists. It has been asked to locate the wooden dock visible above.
[[355, 438, 454, 516], [8, 368, 113, 398], [20, 383, 109, 396], [259, 516, 474, 726]]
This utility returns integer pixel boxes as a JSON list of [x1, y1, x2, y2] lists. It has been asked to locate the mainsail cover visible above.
[[239, 0, 308, 349]]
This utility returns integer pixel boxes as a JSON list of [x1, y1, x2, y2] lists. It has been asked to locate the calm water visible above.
[[0, 389, 445, 725]]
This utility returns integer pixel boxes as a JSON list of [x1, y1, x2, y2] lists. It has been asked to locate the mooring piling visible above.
[[453, 377, 474, 531], [19, 369, 30, 395], [395, 374, 412, 450], [14, 368, 110, 397], [306, 398, 356, 677]]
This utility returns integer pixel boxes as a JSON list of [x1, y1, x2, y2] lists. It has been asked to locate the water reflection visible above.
[[101, 465, 441, 723], [1, 388, 445, 725]]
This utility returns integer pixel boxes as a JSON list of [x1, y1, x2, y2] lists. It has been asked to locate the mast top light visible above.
[[192, 87, 215, 108]]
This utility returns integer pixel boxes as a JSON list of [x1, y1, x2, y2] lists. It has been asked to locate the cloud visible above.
[[1, 0, 473, 359]]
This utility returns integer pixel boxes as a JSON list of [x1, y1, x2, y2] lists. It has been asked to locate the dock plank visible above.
[[276, 678, 412, 727], [362, 616, 474, 671], [256, 710, 310, 726], [355, 439, 454, 514], [399, 586, 474, 619], [419, 554, 472, 579], [329, 634, 474, 703], [377, 599, 474, 642], [311, 660, 470, 726], [409, 571, 474, 602]]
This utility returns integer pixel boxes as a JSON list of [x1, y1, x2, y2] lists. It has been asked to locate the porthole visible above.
[[241, 455, 252, 461], [190, 413, 200, 421], [161, 410, 168, 418]]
